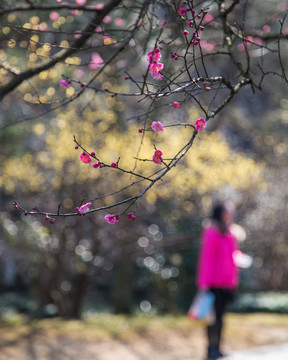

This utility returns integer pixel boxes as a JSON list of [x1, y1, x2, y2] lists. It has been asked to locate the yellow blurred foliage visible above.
[[0, 95, 264, 210]]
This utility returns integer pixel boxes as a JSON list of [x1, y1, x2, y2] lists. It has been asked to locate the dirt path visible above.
[[1, 314, 288, 360]]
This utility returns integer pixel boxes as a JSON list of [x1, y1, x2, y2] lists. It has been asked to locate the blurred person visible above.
[[196, 201, 239, 360]]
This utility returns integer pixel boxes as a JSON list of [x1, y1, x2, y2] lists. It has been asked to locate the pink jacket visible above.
[[196, 225, 239, 290]]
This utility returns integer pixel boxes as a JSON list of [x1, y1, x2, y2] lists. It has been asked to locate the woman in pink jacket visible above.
[[196, 201, 239, 360]]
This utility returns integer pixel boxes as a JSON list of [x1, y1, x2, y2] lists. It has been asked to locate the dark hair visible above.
[[212, 203, 225, 222], [211, 202, 229, 234]]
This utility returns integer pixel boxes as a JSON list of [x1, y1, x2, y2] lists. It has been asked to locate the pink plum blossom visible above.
[[103, 16, 112, 24], [203, 13, 214, 24], [146, 49, 161, 64], [153, 149, 163, 164], [77, 202, 91, 214], [262, 25, 271, 33], [105, 214, 120, 224], [89, 52, 103, 70], [195, 118, 207, 131], [146, 49, 164, 80], [80, 153, 91, 163], [149, 62, 164, 79], [127, 213, 136, 220], [151, 121, 164, 133], [178, 7, 188, 15], [74, 31, 82, 39], [151, 71, 163, 80], [49, 12, 59, 21], [114, 18, 125, 26], [183, 30, 189, 36], [75, 0, 86, 4], [200, 40, 215, 52], [59, 79, 70, 88], [173, 101, 180, 109]]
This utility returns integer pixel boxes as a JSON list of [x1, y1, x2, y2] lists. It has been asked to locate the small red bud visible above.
[[91, 152, 95, 156], [24, 211, 28, 216]]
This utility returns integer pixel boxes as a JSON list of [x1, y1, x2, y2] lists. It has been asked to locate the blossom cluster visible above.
[[146, 49, 164, 80]]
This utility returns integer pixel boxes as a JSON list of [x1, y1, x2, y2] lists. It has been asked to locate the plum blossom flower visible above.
[[105, 214, 120, 224], [195, 118, 207, 131], [148, 62, 164, 79], [151, 71, 163, 80], [77, 202, 91, 214], [151, 121, 164, 133], [59, 79, 71, 88], [80, 152, 91, 163], [173, 101, 180, 109], [153, 149, 163, 164], [49, 11, 59, 21], [146, 49, 161, 64], [114, 17, 125, 27], [146, 49, 164, 80], [178, 7, 188, 15], [89, 52, 103, 70], [127, 213, 136, 220]]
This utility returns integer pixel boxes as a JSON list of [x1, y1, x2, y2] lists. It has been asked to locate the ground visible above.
[[1, 313, 288, 360]]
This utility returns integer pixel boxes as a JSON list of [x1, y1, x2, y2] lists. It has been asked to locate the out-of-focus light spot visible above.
[[138, 236, 149, 247], [148, 224, 159, 235], [140, 300, 151, 313]]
